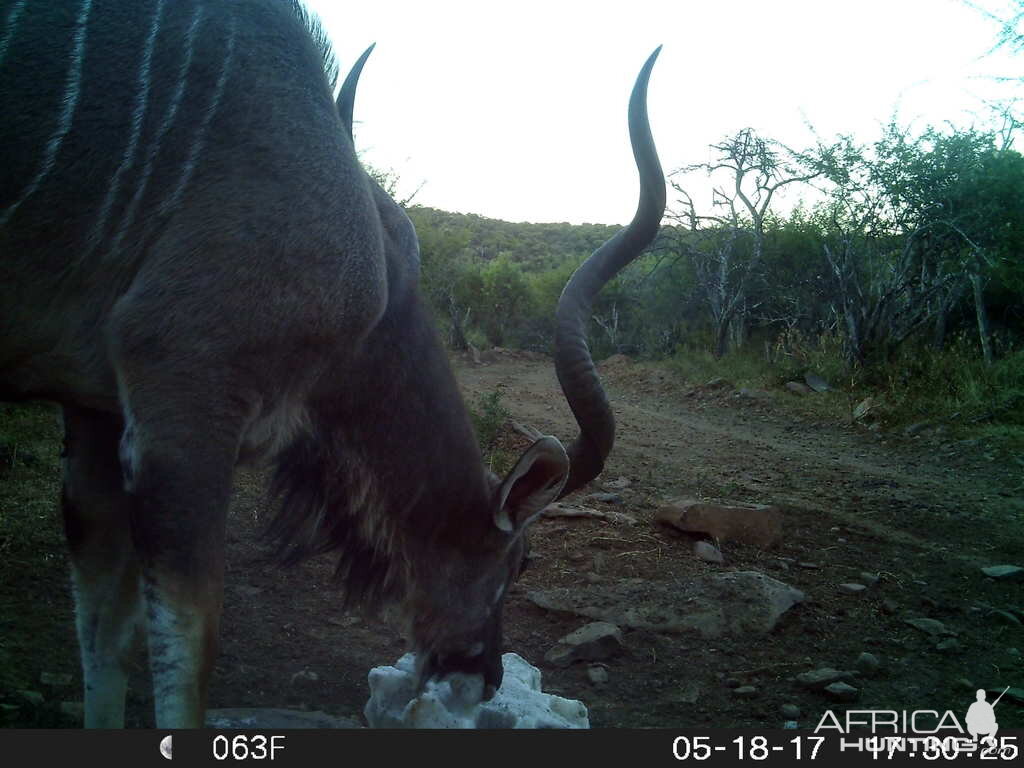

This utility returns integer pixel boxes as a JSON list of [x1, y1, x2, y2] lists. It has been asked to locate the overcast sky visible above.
[[304, 0, 1019, 225]]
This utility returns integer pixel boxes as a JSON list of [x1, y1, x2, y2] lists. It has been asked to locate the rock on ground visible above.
[[655, 499, 783, 548], [825, 682, 860, 702], [545, 622, 624, 668], [855, 652, 881, 676], [694, 540, 725, 563], [904, 617, 957, 637], [528, 572, 804, 638], [839, 583, 867, 595], [796, 668, 858, 691], [981, 565, 1024, 582], [364, 652, 589, 729], [781, 704, 802, 719], [804, 373, 830, 392]]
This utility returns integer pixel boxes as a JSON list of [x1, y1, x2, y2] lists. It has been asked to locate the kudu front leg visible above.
[[118, 390, 244, 728], [61, 406, 144, 728]]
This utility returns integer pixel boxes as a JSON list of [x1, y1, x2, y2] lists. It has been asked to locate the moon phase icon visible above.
[[159, 734, 173, 760]]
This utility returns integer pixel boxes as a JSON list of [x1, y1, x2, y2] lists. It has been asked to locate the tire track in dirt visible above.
[[455, 354, 1015, 563]]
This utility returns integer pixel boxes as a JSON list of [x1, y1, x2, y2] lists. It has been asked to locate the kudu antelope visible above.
[[0, 0, 664, 728]]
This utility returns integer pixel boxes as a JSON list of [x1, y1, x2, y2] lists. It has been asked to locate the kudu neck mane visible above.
[[266, 288, 493, 608]]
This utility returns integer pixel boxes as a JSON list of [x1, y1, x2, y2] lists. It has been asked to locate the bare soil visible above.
[[1, 351, 1022, 729]]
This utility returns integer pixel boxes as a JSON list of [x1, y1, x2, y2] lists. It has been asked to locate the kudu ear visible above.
[[493, 437, 569, 535]]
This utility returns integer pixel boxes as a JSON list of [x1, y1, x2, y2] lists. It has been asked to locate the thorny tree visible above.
[[668, 129, 818, 357]]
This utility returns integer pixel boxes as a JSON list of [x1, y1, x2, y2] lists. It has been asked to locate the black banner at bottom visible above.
[[2, 728, 1021, 766]]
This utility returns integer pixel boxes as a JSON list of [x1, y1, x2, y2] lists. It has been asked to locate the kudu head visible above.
[[336, 46, 665, 697]]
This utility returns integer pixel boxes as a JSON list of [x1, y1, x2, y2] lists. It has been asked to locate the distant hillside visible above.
[[406, 206, 621, 267]]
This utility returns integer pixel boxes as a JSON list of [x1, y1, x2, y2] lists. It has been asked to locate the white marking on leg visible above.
[[109, 3, 204, 256], [0, 0, 92, 229], [0, 0, 27, 67], [158, 11, 237, 218], [70, 561, 143, 728], [117, 403, 141, 492], [144, 583, 207, 728], [84, 0, 165, 257]]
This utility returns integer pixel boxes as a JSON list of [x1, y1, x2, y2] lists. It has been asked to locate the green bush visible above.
[[770, 327, 856, 390], [468, 389, 515, 475], [668, 345, 775, 389], [875, 336, 1024, 427]]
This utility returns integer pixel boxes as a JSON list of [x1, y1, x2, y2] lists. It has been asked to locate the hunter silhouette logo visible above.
[[966, 687, 1009, 746]]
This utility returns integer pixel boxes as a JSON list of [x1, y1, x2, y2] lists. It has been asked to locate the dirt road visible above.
[[2, 352, 1021, 729]]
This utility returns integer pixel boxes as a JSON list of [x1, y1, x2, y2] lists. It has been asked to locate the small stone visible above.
[[859, 572, 881, 586], [904, 618, 955, 637], [798, 562, 820, 570], [796, 668, 855, 690], [936, 638, 962, 654], [544, 622, 624, 668], [584, 492, 623, 505], [839, 583, 867, 595], [1008, 648, 1021, 657], [290, 670, 319, 685], [785, 381, 811, 396], [804, 373, 829, 392], [855, 652, 880, 676], [781, 704, 802, 719], [586, 666, 609, 686], [881, 599, 899, 615], [956, 678, 975, 690], [824, 682, 859, 702], [584, 572, 602, 584], [981, 565, 1023, 582], [733, 686, 757, 697], [604, 477, 632, 490], [694, 540, 725, 564], [853, 397, 874, 421]]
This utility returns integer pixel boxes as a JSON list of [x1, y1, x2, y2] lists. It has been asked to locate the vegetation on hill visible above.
[[399, 117, 1024, 438]]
